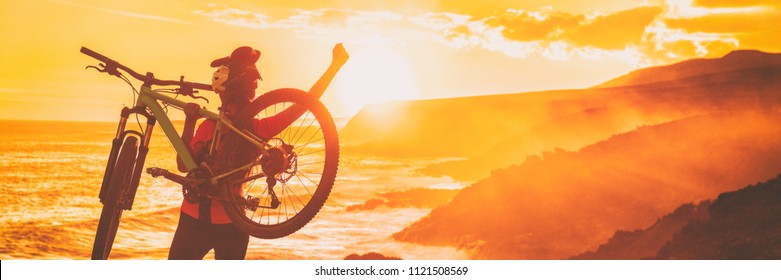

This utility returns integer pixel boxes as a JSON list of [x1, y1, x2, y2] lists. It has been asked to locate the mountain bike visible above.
[[81, 47, 339, 260]]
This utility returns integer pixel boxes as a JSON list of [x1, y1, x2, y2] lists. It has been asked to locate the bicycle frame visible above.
[[100, 84, 273, 210], [138, 85, 271, 181]]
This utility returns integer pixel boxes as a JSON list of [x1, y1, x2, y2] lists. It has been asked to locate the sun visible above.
[[333, 47, 419, 117]]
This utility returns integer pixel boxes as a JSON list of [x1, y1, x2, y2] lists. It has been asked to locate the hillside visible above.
[[572, 174, 781, 259], [339, 89, 584, 157], [419, 105, 678, 181], [340, 50, 781, 175], [340, 50, 781, 259], [596, 50, 781, 88], [421, 64, 781, 180], [570, 201, 711, 260], [393, 111, 781, 259], [656, 174, 781, 259]]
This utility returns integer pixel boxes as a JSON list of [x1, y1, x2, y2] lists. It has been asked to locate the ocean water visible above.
[[0, 120, 468, 260]]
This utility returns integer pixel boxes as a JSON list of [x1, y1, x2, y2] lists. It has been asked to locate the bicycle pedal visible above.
[[270, 198, 281, 209], [256, 196, 281, 210], [146, 167, 168, 177]]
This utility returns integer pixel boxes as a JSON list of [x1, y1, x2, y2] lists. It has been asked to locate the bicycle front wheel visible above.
[[219, 88, 339, 239], [91, 136, 138, 259]]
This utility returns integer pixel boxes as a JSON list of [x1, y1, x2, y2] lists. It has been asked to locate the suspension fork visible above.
[[124, 108, 156, 211], [98, 106, 156, 211]]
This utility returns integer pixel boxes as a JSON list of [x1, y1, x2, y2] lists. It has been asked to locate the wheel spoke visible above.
[[297, 149, 327, 157], [218, 89, 336, 238], [291, 112, 316, 146]]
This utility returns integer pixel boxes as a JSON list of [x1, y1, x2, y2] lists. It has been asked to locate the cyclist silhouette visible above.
[[168, 43, 349, 260]]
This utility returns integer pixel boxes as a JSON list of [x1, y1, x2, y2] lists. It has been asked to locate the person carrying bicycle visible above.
[[169, 43, 349, 260]]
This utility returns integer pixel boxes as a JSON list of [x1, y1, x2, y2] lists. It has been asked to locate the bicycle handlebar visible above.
[[80, 46, 213, 92]]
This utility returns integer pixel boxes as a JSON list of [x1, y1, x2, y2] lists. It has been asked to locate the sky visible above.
[[1, 0, 780, 121]]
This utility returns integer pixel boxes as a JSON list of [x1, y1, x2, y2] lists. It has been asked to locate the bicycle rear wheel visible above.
[[219, 88, 339, 239], [92, 136, 138, 259]]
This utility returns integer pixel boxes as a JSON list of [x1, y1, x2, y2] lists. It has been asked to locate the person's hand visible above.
[[183, 103, 203, 120], [332, 43, 349, 67]]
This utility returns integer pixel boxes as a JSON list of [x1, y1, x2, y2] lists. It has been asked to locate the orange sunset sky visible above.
[[1, 0, 780, 121]]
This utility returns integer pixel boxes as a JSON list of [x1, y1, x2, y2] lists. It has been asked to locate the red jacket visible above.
[[181, 111, 295, 224]]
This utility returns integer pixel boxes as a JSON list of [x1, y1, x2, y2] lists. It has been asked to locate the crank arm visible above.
[[146, 167, 202, 185]]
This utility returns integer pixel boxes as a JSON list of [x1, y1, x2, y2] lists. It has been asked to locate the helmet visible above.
[[210, 46, 263, 81]]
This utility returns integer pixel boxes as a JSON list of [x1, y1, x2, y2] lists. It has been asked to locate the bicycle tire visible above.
[[91, 136, 138, 259], [218, 88, 339, 239]]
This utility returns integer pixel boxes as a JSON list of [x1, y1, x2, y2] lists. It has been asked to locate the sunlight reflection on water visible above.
[[0, 120, 468, 260]]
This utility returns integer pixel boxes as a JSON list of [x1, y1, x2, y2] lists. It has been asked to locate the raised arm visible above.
[[251, 43, 349, 137], [309, 43, 350, 100]]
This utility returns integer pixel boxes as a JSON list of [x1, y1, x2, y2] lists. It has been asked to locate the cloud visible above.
[[665, 0, 769, 18], [693, 0, 781, 8], [658, 0, 781, 53], [482, 6, 664, 50], [664, 10, 778, 33], [641, 20, 739, 60], [193, 4, 272, 29], [408, 12, 542, 58], [432, 0, 656, 17], [194, 2, 780, 68], [427, 7, 666, 61], [194, 4, 412, 46], [53, 0, 193, 25], [661, 0, 780, 55], [474, 2, 779, 61], [485, 10, 584, 42], [566, 6, 664, 50], [193, 4, 664, 62]]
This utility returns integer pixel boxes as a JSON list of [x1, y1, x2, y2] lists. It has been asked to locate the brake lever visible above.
[[85, 63, 121, 77], [193, 95, 210, 103], [175, 86, 210, 104]]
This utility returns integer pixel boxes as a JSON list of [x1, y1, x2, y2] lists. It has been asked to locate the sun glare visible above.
[[333, 47, 420, 116]]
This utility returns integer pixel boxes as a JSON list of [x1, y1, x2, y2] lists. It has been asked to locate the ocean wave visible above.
[[1, 120, 464, 259]]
